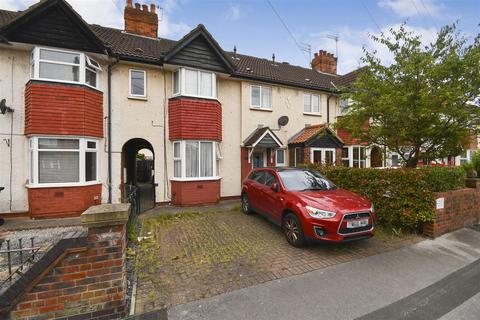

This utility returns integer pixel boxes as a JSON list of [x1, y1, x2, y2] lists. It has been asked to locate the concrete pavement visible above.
[[168, 228, 480, 320]]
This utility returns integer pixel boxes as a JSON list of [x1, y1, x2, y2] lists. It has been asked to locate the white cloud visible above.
[[309, 24, 438, 74], [378, 0, 442, 17], [0, 0, 191, 38], [226, 4, 241, 21]]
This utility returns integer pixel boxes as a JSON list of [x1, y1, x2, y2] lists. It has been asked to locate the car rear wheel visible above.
[[282, 213, 305, 247], [241, 193, 253, 215]]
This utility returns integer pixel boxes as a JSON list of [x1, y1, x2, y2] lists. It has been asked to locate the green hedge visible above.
[[303, 166, 437, 231], [420, 166, 466, 192]]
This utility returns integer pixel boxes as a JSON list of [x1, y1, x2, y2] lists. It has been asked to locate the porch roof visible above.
[[243, 127, 283, 148]]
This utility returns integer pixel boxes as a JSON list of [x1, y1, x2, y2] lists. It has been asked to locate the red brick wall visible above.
[[28, 184, 101, 219], [25, 81, 103, 138], [423, 188, 480, 238], [171, 180, 220, 206], [9, 224, 126, 320], [168, 98, 222, 142]]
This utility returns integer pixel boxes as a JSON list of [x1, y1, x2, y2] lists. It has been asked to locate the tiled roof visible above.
[[334, 67, 366, 87], [0, 7, 355, 91], [288, 124, 327, 144]]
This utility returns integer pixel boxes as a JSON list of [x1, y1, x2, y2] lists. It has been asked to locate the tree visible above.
[[337, 23, 480, 168]]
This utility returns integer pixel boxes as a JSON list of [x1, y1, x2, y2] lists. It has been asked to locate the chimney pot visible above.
[[311, 49, 337, 74], [125, 2, 159, 38]]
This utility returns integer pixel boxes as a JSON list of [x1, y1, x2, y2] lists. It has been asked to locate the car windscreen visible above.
[[278, 170, 336, 191]]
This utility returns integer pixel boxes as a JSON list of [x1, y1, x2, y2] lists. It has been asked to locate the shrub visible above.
[[471, 150, 480, 177], [303, 165, 435, 231], [419, 166, 466, 192]]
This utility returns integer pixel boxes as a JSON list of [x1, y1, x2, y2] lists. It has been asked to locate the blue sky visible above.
[[2, 0, 479, 74]]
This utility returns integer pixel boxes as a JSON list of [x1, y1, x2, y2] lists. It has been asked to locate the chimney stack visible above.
[[311, 50, 337, 74], [124, 1, 158, 38]]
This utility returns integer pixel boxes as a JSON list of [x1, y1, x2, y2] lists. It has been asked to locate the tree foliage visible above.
[[337, 23, 480, 167]]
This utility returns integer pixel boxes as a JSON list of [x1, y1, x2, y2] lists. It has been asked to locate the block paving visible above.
[[135, 209, 422, 313]]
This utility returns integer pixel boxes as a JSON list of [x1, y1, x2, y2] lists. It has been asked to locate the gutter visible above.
[[107, 56, 119, 203]]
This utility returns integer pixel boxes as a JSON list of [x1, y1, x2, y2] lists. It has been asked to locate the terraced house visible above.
[[0, 0, 476, 218]]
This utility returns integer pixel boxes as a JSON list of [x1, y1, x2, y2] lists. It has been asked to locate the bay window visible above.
[[250, 85, 272, 109], [29, 137, 100, 186], [172, 68, 217, 99], [172, 141, 221, 180], [31, 47, 101, 88], [304, 94, 320, 114]]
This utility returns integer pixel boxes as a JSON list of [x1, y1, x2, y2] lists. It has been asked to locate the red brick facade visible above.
[[168, 98, 222, 142], [8, 219, 127, 319], [423, 188, 480, 238], [171, 180, 220, 206], [28, 184, 102, 219], [25, 81, 103, 138]]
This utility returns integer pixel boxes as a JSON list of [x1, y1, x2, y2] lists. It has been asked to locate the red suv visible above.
[[241, 167, 375, 246]]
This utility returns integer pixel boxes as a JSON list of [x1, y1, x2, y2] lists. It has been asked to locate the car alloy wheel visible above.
[[282, 213, 305, 246]]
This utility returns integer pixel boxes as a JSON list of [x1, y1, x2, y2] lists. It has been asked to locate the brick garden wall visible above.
[[4, 205, 129, 320], [423, 188, 480, 238], [171, 179, 220, 206]]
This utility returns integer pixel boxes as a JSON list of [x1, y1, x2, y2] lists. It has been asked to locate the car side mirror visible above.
[[271, 183, 279, 192]]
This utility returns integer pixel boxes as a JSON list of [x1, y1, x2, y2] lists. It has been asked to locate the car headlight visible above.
[[370, 204, 375, 213], [305, 206, 336, 219]]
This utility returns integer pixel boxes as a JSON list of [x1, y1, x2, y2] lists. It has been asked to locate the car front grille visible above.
[[338, 211, 373, 235]]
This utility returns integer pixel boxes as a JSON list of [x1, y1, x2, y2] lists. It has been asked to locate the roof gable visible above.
[[243, 127, 283, 148], [0, 0, 106, 54], [164, 24, 234, 73], [289, 124, 343, 148]]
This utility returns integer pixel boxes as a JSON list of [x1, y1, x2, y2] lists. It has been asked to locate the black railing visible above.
[[0, 237, 41, 289], [125, 185, 141, 243]]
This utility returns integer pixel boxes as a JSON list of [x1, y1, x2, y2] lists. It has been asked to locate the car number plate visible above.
[[347, 219, 369, 228]]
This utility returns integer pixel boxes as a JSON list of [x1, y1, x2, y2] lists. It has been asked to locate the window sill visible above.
[[172, 93, 218, 101], [128, 95, 148, 101], [303, 112, 322, 117], [249, 107, 273, 112], [29, 78, 102, 92], [170, 176, 222, 182], [26, 181, 102, 189]]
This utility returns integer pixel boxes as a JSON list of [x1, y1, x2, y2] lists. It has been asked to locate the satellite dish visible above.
[[278, 116, 289, 127]]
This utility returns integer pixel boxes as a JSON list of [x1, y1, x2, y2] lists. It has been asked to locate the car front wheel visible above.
[[241, 193, 253, 215], [282, 213, 306, 247]]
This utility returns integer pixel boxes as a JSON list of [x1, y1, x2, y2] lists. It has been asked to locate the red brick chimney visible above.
[[124, 0, 158, 38], [311, 50, 337, 74]]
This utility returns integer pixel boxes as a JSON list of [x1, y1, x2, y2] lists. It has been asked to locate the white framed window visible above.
[[391, 153, 400, 167], [172, 68, 217, 99], [31, 47, 101, 89], [29, 137, 100, 187], [311, 148, 336, 165], [352, 146, 366, 168], [459, 150, 474, 165], [250, 85, 272, 109], [304, 93, 320, 114], [340, 99, 349, 114], [276, 149, 286, 166], [341, 147, 350, 166], [129, 69, 147, 98], [172, 141, 220, 180]]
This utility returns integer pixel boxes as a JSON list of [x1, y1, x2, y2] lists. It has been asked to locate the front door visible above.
[[252, 151, 266, 168]]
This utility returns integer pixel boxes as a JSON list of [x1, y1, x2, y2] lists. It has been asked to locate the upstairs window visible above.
[[304, 94, 320, 114], [250, 85, 272, 109], [172, 68, 217, 99], [31, 47, 101, 88], [129, 69, 147, 98]]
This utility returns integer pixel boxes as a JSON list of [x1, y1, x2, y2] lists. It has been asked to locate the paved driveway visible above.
[[134, 208, 421, 314]]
